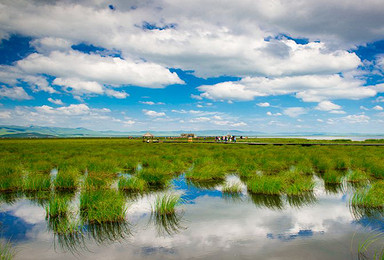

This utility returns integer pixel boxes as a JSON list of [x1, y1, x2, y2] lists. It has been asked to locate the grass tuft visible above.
[[222, 182, 242, 194], [80, 190, 127, 223], [118, 176, 147, 192], [152, 194, 183, 216], [0, 240, 16, 260]]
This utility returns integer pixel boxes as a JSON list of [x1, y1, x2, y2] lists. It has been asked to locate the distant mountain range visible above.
[[0, 125, 383, 138]]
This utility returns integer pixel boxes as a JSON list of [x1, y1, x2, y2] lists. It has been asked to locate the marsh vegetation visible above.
[[0, 138, 383, 258]]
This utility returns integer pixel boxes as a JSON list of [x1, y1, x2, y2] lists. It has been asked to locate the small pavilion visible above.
[[142, 132, 154, 142]]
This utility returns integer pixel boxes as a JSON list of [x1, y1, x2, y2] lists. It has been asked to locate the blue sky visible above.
[[0, 0, 384, 133]]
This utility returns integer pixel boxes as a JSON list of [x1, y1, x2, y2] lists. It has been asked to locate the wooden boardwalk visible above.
[[161, 141, 384, 146]]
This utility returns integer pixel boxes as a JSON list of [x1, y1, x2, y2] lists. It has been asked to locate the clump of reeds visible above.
[[185, 163, 226, 182], [351, 181, 384, 209], [347, 169, 369, 183], [0, 240, 16, 260], [46, 196, 69, 218], [312, 156, 333, 173], [83, 172, 112, 190], [367, 161, 384, 179], [0, 164, 23, 192], [334, 156, 350, 171], [283, 171, 315, 195], [322, 170, 343, 184], [80, 190, 127, 223], [294, 161, 313, 175], [28, 160, 53, 174], [118, 176, 147, 192], [23, 174, 51, 191], [136, 168, 170, 188], [222, 182, 242, 194], [54, 167, 80, 190], [152, 194, 183, 216], [247, 176, 283, 195]]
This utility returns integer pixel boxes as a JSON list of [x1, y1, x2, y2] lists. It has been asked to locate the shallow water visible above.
[[0, 175, 383, 259]]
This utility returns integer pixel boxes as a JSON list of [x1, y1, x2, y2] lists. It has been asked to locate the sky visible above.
[[0, 0, 384, 133]]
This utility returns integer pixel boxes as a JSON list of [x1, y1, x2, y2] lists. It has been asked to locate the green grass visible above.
[[185, 163, 226, 182], [247, 176, 284, 195], [83, 172, 112, 190], [351, 181, 384, 209], [152, 194, 183, 215], [118, 176, 147, 192], [46, 196, 69, 218], [0, 240, 16, 260], [22, 174, 51, 191], [322, 170, 344, 184], [222, 182, 242, 194], [136, 168, 170, 188], [54, 167, 80, 190], [80, 190, 127, 223], [347, 169, 369, 183]]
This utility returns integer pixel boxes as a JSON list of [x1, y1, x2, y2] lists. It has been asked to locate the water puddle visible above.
[[0, 175, 383, 259]]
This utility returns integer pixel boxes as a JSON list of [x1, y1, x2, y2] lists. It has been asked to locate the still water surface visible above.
[[0, 175, 383, 259]]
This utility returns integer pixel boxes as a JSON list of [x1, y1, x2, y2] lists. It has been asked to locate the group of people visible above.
[[215, 135, 237, 143]]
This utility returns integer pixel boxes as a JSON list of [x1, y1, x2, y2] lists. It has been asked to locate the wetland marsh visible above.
[[0, 138, 383, 259]]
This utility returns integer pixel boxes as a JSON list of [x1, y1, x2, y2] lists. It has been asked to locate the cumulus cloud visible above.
[[373, 105, 383, 111], [47, 98, 64, 105], [0, 110, 11, 119], [35, 104, 91, 115], [283, 107, 307, 117], [18, 51, 183, 88], [342, 114, 370, 123], [199, 74, 377, 102], [257, 102, 270, 107], [189, 117, 211, 123], [266, 111, 282, 116], [139, 101, 165, 105], [0, 86, 33, 100], [315, 101, 341, 111], [142, 109, 166, 117]]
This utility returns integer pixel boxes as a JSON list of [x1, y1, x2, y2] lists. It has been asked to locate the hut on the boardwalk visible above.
[[142, 132, 154, 142], [180, 133, 195, 138]]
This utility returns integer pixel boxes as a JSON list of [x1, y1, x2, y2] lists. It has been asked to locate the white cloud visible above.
[[139, 101, 165, 105], [315, 101, 341, 111], [231, 122, 247, 127], [283, 107, 307, 118], [18, 51, 183, 88], [23, 75, 57, 93], [213, 120, 231, 126], [342, 114, 370, 123], [47, 98, 64, 105], [257, 102, 270, 107], [140, 101, 155, 105], [104, 88, 129, 99], [0, 111, 11, 119], [35, 104, 90, 116], [30, 37, 72, 53], [360, 106, 369, 111], [123, 120, 135, 125], [373, 105, 383, 111], [189, 117, 211, 123], [0, 86, 33, 100], [266, 111, 282, 116], [142, 109, 166, 117], [53, 77, 104, 94], [317, 119, 324, 122], [198, 75, 376, 102], [329, 110, 346, 114], [191, 94, 203, 100]]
